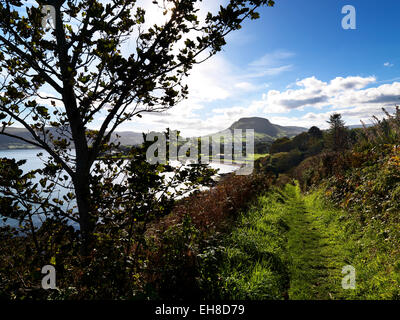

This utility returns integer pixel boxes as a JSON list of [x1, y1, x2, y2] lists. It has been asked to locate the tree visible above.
[[0, 0, 276, 247], [269, 136, 292, 154], [0, 132, 218, 298], [326, 113, 348, 151], [308, 126, 323, 139]]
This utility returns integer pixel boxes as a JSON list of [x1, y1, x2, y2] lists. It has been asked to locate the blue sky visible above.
[[118, 0, 400, 136]]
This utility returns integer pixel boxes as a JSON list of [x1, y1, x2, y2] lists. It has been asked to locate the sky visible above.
[[113, 0, 400, 136], [10, 0, 400, 137]]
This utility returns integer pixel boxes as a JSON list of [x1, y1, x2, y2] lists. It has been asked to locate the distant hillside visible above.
[[109, 131, 144, 146], [229, 117, 306, 137], [0, 117, 307, 151], [347, 123, 373, 129], [0, 127, 144, 150], [0, 127, 41, 150]]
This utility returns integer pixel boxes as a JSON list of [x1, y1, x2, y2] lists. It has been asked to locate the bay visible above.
[[0, 149, 239, 229]]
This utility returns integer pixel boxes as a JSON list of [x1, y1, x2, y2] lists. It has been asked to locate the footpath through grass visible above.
[[203, 182, 400, 299], [285, 184, 352, 299]]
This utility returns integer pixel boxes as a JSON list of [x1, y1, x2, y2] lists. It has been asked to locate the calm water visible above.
[[0, 149, 239, 229], [0, 149, 239, 173], [0, 148, 45, 171], [0, 149, 76, 228]]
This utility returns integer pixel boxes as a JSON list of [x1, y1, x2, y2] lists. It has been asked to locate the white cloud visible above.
[[234, 82, 256, 91], [182, 51, 272, 104], [246, 75, 400, 128], [268, 115, 318, 128], [326, 76, 376, 93], [384, 62, 394, 67], [131, 48, 296, 135], [245, 65, 293, 78], [254, 75, 395, 114], [249, 50, 295, 67], [244, 50, 295, 78], [330, 82, 400, 109], [212, 105, 259, 118], [125, 99, 261, 137], [184, 55, 234, 102]]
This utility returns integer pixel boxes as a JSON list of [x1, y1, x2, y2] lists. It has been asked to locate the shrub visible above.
[[358, 107, 400, 147], [270, 137, 292, 154], [143, 172, 274, 299]]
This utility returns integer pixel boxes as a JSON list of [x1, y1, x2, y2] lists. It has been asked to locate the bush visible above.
[[270, 137, 292, 154], [270, 149, 303, 173], [143, 172, 274, 299]]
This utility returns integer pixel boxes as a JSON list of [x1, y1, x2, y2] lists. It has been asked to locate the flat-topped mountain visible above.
[[228, 117, 307, 139]]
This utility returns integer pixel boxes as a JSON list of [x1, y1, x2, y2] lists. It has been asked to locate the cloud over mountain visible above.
[[253, 75, 399, 115]]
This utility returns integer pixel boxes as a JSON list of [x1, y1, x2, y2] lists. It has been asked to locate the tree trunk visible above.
[[62, 86, 94, 250], [54, 5, 96, 252], [74, 171, 94, 246]]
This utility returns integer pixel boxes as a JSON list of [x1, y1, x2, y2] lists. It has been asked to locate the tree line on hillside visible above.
[[256, 113, 360, 175]]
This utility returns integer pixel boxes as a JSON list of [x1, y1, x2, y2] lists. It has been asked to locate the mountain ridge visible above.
[[207, 117, 308, 144], [228, 117, 307, 137]]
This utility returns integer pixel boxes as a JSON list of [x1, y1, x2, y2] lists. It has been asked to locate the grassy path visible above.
[[210, 182, 399, 299], [284, 184, 351, 299], [208, 183, 354, 300]]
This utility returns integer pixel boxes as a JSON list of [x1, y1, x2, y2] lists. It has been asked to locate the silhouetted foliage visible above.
[[270, 137, 292, 154], [326, 113, 349, 151], [0, 0, 276, 247], [308, 126, 323, 139]]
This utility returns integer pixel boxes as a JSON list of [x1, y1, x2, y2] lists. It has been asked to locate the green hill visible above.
[[209, 117, 307, 143], [228, 117, 306, 139], [206, 117, 308, 154]]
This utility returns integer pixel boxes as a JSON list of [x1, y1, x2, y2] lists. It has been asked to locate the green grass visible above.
[[201, 183, 400, 300], [200, 186, 292, 299], [252, 153, 269, 160], [302, 188, 400, 299], [287, 186, 353, 299]]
